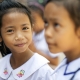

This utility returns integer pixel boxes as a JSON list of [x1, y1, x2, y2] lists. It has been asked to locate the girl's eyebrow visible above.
[[5, 23, 30, 29], [5, 26, 14, 29]]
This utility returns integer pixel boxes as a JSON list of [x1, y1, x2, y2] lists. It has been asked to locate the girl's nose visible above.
[[15, 32, 24, 41]]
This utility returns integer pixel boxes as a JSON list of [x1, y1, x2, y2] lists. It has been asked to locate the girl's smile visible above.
[[14, 42, 27, 47]]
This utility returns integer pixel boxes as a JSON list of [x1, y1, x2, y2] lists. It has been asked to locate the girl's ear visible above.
[[77, 27, 80, 38]]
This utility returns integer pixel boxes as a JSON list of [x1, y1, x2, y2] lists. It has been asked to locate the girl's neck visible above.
[[10, 49, 34, 69]]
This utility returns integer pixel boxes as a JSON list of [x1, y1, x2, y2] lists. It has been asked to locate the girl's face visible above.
[[44, 3, 80, 53], [1, 12, 33, 54]]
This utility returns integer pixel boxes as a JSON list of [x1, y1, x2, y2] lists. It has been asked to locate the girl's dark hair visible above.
[[46, 0, 80, 28], [0, 0, 33, 57]]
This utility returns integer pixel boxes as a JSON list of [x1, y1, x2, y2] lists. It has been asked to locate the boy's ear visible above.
[[0, 37, 2, 42], [77, 27, 80, 38]]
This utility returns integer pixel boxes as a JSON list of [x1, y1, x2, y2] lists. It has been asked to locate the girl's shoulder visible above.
[[28, 64, 53, 80], [0, 53, 11, 60], [0, 54, 11, 67], [30, 53, 53, 77], [25, 53, 53, 80], [0, 54, 12, 79]]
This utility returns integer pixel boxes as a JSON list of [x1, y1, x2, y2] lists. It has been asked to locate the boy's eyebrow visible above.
[[49, 18, 58, 21], [21, 23, 30, 26], [50, 18, 58, 21], [44, 17, 60, 22]]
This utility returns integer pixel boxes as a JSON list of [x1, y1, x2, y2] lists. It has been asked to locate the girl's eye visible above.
[[7, 29, 14, 33], [22, 27, 28, 30]]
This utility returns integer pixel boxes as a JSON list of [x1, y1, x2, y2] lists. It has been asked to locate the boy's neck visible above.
[[65, 46, 80, 63]]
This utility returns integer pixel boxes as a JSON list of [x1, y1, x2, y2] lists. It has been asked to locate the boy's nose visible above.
[[45, 26, 53, 38]]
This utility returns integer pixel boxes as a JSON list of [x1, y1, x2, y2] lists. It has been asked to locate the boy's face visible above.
[[44, 2, 80, 53], [1, 12, 33, 54]]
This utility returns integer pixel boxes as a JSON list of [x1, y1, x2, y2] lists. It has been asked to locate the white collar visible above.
[[52, 57, 80, 75], [64, 57, 80, 75], [0, 54, 12, 79], [0, 53, 49, 80]]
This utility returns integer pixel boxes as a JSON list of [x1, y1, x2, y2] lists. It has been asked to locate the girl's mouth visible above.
[[15, 43, 26, 47]]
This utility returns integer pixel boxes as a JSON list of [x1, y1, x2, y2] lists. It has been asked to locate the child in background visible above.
[[28, 2, 60, 68], [0, 0, 53, 80], [44, 0, 80, 80]]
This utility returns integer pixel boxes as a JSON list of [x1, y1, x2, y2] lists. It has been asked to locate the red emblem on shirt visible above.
[[4, 68, 8, 75], [17, 70, 25, 78]]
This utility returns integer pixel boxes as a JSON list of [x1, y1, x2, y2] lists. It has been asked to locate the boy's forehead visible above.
[[45, 2, 63, 13], [44, 3, 69, 19], [44, 3, 58, 17]]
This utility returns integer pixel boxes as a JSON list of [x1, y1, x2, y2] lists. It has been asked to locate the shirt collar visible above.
[[52, 57, 66, 74], [0, 53, 49, 80], [52, 57, 80, 75], [0, 54, 12, 79], [13, 53, 49, 80], [64, 57, 80, 75]]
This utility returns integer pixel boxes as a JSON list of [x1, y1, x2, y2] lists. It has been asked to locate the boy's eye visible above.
[[44, 21, 49, 28], [22, 27, 28, 30], [54, 23, 59, 27]]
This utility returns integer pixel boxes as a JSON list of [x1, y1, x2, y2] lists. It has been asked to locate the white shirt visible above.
[[50, 57, 80, 80], [33, 30, 60, 58], [0, 53, 53, 80]]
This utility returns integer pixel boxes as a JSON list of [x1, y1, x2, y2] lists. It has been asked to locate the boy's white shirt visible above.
[[0, 53, 53, 80], [49, 57, 80, 80]]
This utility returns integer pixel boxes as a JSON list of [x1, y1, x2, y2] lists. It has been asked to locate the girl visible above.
[[0, 0, 53, 80], [44, 0, 80, 80]]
